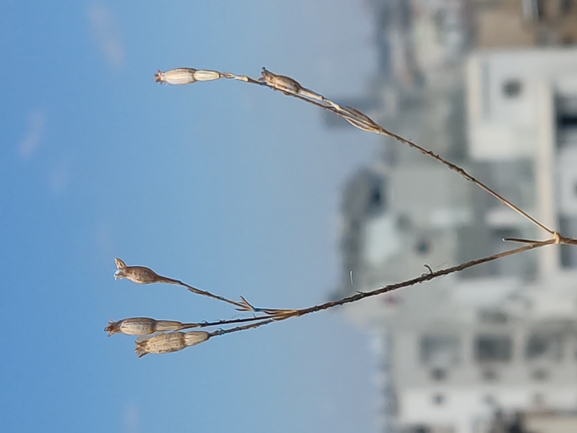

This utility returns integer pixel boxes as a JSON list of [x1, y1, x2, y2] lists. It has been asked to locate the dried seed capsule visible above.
[[154, 68, 197, 85], [105, 318, 184, 336], [105, 318, 155, 336], [259, 67, 301, 93], [114, 258, 163, 284], [135, 331, 210, 357], [135, 332, 186, 357]]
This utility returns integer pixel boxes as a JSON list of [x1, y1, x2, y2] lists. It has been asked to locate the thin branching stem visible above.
[[255, 72, 554, 235], [181, 314, 274, 329], [367, 127, 554, 235], [174, 280, 247, 309], [175, 280, 295, 315], [294, 239, 554, 316], [198, 239, 555, 338], [208, 318, 274, 337], [193, 67, 553, 236]]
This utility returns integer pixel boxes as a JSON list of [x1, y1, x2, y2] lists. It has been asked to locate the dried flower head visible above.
[[135, 331, 210, 357], [154, 68, 197, 85], [105, 317, 184, 336], [114, 258, 164, 284]]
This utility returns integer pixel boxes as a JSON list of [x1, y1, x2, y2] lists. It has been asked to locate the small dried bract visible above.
[[105, 317, 184, 336], [114, 258, 168, 284], [135, 331, 210, 357], [259, 67, 301, 93]]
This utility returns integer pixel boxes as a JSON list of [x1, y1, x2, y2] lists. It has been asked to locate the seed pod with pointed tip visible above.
[[259, 67, 301, 93], [114, 258, 164, 284], [105, 317, 184, 336], [135, 331, 210, 357]]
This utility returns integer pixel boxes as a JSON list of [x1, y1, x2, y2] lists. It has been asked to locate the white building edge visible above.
[[335, 47, 577, 433]]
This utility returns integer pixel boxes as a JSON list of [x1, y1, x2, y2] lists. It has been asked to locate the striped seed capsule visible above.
[[105, 317, 183, 336], [154, 68, 222, 85], [135, 331, 210, 357], [154, 68, 197, 85]]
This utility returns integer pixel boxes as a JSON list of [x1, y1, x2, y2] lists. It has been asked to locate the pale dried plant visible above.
[[106, 66, 577, 356]]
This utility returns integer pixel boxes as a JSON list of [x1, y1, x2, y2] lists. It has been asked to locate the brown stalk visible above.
[[208, 318, 275, 338], [181, 314, 273, 329], [201, 240, 555, 338], [251, 69, 555, 236]]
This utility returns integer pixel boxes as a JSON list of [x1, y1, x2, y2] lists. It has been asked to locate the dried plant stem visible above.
[[181, 314, 273, 329], [174, 281, 295, 315], [208, 318, 274, 338], [191, 67, 555, 236], [272, 86, 553, 235], [364, 126, 554, 236], [294, 240, 553, 316], [174, 280, 248, 309], [199, 239, 555, 338]]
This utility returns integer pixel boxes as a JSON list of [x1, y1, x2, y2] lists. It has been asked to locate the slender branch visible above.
[[197, 239, 556, 338], [174, 281, 295, 315], [208, 318, 274, 337], [293, 239, 554, 316], [558, 234, 577, 245], [181, 314, 273, 329], [160, 67, 554, 235], [258, 70, 554, 235], [175, 280, 248, 309], [367, 126, 553, 235], [156, 279, 297, 315]]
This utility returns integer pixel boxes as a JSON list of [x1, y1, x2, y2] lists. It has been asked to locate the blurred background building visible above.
[[329, 1, 577, 432]]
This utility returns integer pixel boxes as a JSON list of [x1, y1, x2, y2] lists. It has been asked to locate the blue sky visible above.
[[1, 1, 382, 432]]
